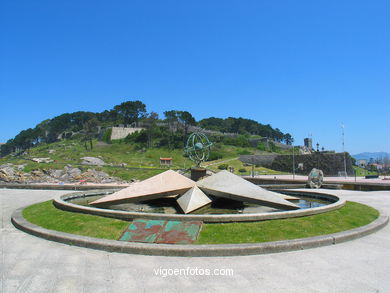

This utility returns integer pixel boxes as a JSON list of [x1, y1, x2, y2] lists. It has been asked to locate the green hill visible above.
[[0, 99, 294, 182], [1, 100, 293, 158], [0, 137, 289, 182]]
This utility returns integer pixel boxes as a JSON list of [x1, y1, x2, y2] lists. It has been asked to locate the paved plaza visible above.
[[1, 188, 390, 292]]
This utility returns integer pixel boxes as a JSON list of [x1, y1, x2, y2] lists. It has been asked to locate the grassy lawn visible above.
[[23, 201, 129, 240], [11, 139, 194, 169], [353, 166, 377, 177], [204, 158, 287, 176], [196, 201, 379, 244], [3, 138, 287, 181], [23, 200, 379, 244], [0, 135, 300, 182]]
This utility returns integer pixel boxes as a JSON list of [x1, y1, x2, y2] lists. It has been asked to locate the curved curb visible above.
[[11, 207, 389, 257], [53, 190, 345, 223]]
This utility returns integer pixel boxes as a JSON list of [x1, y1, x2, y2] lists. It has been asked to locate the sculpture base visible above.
[[191, 167, 207, 181]]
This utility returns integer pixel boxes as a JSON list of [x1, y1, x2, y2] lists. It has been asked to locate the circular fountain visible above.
[[54, 188, 344, 223]]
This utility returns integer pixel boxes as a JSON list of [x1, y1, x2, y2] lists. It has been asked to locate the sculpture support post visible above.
[[191, 167, 207, 181]]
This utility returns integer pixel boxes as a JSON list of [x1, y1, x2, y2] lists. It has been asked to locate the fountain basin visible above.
[[54, 189, 345, 223]]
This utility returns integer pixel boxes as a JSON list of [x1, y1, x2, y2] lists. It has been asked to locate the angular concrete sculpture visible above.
[[196, 170, 299, 210], [176, 185, 212, 214], [90, 170, 195, 206], [281, 193, 300, 200]]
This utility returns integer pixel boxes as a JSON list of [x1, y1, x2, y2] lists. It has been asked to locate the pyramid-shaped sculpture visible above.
[[90, 170, 195, 206], [176, 185, 212, 214], [281, 193, 299, 200], [196, 170, 299, 210]]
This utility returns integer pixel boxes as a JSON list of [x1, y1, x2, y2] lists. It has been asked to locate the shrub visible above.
[[102, 128, 112, 144], [124, 130, 148, 144], [218, 164, 229, 170], [238, 168, 247, 173], [257, 142, 266, 151], [208, 151, 223, 161], [222, 135, 250, 147], [268, 141, 280, 153], [237, 150, 253, 155]]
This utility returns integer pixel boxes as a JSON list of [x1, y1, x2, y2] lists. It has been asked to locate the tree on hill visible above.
[[198, 117, 289, 143], [113, 100, 146, 125], [197, 117, 224, 131], [164, 110, 196, 146], [164, 110, 178, 131], [11, 129, 34, 152], [273, 128, 284, 142], [283, 133, 294, 145], [44, 112, 96, 142], [82, 118, 99, 150], [0, 98, 294, 157], [177, 111, 196, 143], [0, 139, 14, 156], [144, 112, 159, 148], [46, 113, 72, 142], [97, 110, 118, 123]]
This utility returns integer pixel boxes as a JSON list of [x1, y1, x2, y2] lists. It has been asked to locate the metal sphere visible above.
[[184, 132, 213, 166]]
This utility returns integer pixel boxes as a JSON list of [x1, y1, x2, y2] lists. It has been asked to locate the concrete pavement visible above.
[[1, 188, 390, 292]]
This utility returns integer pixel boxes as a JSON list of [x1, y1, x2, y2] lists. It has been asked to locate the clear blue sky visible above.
[[1, 0, 389, 155]]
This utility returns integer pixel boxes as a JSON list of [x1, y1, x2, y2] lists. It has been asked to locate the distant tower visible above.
[[304, 138, 313, 150]]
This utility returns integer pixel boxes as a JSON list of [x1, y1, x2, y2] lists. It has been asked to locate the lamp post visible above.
[[342, 124, 347, 178], [251, 157, 255, 178], [292, 138, 295, 180]]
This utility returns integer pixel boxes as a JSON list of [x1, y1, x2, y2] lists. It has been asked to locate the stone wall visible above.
[[110, 127, 145, 140], [240, 152, 354, 176]]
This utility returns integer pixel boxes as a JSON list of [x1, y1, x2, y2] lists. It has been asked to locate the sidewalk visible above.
[[2, 188, 390, 292]]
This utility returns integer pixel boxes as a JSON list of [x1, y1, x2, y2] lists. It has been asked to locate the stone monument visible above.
[[307, 168, 324, 189]]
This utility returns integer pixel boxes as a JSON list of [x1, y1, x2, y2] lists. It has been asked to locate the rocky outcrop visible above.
[[31, 157, 54, 163], [0, 164, 26, 183], [81, 157, 106, 166], [0, 163, 124, 184], [79, 169, 119, 184]]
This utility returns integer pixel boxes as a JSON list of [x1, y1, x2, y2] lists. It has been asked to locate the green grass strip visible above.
[[23, 201, 129, 240], [196, 201, 379, 244], [22, 201, 379, 244]]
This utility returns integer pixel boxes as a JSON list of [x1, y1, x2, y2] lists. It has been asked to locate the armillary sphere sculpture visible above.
[[184, 132, 213, 167]]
